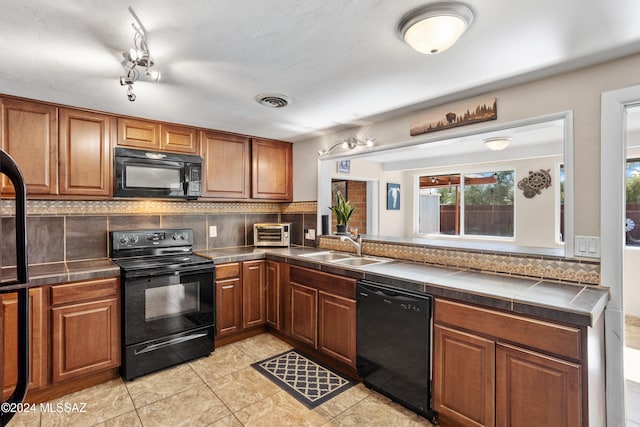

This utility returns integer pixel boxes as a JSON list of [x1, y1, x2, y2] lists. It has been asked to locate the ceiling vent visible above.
[[255, 93, 292, 108]]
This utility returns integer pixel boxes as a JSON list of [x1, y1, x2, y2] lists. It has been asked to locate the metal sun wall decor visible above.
[[518, 169, 552, 198], [409, 96, 497, 136]]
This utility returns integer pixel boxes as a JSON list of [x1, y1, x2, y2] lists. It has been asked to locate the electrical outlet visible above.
[[209, 225, 217, 238], [574, 235, 600, 258]]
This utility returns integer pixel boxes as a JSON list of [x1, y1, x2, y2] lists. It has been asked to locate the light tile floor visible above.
[[9, 334, 434, 427]]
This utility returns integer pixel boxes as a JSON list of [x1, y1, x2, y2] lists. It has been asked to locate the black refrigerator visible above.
[[0, 149, 29, 426]]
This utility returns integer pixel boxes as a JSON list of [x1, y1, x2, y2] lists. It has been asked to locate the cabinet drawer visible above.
[[51, 278, 119, 306], [216, 263, 240, 280], [435, 299, 581, 361]]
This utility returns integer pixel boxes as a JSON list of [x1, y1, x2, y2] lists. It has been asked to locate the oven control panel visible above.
[[111, 228, 194, 252]]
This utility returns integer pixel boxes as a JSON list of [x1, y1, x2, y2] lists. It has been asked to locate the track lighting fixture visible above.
[[318, 137, 375, 156], [119, 7, 161, 102]]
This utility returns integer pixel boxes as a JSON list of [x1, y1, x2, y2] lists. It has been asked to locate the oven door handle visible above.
[[134, 332, 209, 355], [123, 265, 213, 279]]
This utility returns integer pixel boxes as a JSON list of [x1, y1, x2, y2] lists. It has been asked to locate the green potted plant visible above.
[[329, 191, 354, 234]]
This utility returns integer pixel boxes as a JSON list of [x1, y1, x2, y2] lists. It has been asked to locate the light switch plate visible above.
[[209, 225, 217, 238], [574, 235, 600, 258], [305, 229, 316, 240]]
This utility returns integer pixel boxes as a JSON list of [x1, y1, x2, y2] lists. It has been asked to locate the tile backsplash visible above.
[[1, 200, 317, 265], [2, 199, 600, 287]]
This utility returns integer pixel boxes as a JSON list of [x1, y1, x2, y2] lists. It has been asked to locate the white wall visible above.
[[293, 53, 640, 240], [624, 248, 640, 317]]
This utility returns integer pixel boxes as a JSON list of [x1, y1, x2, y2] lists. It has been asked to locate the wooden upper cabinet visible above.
[[117, 117, 160, 150], [200, 131, 251, 199], [251, 138, 292, 201], [1, 98, 58, 195], [161, 124, 198, 154], [59, 108, 112, 197]]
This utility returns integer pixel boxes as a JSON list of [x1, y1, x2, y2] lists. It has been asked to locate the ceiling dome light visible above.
[[398, 3, 474, 54], [484, 137, 512, 151]]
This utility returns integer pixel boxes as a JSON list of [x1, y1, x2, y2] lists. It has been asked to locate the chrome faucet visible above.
[[340, 234, 362, 256]]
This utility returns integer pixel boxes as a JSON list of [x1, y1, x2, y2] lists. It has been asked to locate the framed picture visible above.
[[337, 160, 351, 174], [332, 180, 347, 202], [387, 183, 400, 210]]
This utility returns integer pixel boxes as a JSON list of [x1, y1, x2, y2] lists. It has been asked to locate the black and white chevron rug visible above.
[[252, 350, 356, 409]]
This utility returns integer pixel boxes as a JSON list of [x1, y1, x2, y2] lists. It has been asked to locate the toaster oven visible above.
[[254, 223, 291, 247]]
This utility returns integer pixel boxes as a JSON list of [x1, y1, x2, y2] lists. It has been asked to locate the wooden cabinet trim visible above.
[[435, 298, 581, 361], [51, 278, 119, 306]]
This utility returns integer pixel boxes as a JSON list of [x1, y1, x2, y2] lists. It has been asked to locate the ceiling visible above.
[[2, 1, 640, 143]]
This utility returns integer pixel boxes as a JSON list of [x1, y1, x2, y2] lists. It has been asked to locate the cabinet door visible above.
[[251, 138, 292, 201], [433, 325, 495, 427], [215, 277, 242, 337], [160, 123, 198, 154], [200, 131, 250, 199], [265, 261, 280, 330], [117, 117, 160, 150], [496, 344, 581, 427], [1, 98, 58, 195], [51, 298, 120, 383], [1, 288, 46, 398], [242, 260, 265, 328], [318, 291, 356, 367], [59, 108, 112, 197], [290, 283, 317, 347]]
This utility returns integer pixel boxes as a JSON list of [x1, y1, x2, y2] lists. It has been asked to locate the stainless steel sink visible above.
[[332, 257, 389, 267], [299, 251, 353, 261]]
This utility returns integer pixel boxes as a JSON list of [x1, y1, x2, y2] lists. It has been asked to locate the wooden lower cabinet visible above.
[[242, 260, 265, 328], [288, 266, 357, 368], [496, 344, 581, 427], [290, 283, 317, 347], [215, 260, 267, 339], [433, 298, 583, 427], [1, 288, 47, 399], [215, 262, 242, 337], [318, 292, 356, 366], [50, 278, 120, 384], [433, 325, 495, 427]]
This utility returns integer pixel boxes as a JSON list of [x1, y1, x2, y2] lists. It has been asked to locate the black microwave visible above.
[[114, 147, 202, 199]]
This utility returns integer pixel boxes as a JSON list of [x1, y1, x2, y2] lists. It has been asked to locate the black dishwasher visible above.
[[356, 280, 437, 422]]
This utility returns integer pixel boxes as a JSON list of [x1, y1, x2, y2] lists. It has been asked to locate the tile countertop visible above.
[[197, 246, 609, 328], [0, 259, 121, 291]]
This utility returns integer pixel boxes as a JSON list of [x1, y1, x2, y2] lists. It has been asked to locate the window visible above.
[[418, 170, 514, 238], [626, 158, 640, 246]]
